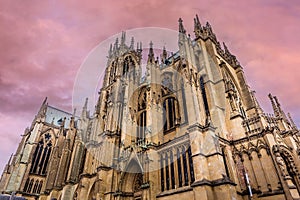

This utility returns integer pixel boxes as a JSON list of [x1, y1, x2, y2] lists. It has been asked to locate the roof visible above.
[[45, 105, 74, 128]]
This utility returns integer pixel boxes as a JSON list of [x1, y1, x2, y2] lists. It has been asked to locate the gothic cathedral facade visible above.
[[1, 16, 300, 200]]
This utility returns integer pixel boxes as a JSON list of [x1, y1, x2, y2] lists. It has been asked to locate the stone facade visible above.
[[1, 15, 300, 200]]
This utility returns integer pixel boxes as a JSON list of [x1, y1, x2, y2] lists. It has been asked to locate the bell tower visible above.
[[95, 32, 142, 136]]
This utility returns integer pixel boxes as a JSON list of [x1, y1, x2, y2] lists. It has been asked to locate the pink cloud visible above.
[[0, 0, 300, 173]]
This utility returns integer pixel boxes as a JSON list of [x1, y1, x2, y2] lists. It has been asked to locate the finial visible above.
[[148, 41, 154, 63], [70, 116, 75, 129], [288, 113, 297, 129], [194, 14, 202, 38], [114, 38, 119, 49], [108, 44, 113, 56], [59, 117, 66, 128], [121, 31, 126, 45], [81, 98, 89, 119], [137, 42, 142, 51], [273, 96, 281, 108], [178, 18, 186, 34], [274, 96, 288, 120], [205, 22, 213, 35], [130, 37, 134, 49], [206, 21, 211, 28], [223, 42, 230, 54], [137, 42, 142, 56], [73, 108, 77, 117], [150, 41, 153, 49], [155, 56, 159, 64], [83, 98, 88, 110], [274, 96, 283, 113], [195, 14, 201, 27], [268, 93, 280, 117], [161, 46, 168, 63]]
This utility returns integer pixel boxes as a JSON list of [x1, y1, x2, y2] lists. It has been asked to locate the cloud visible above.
[[0, 0, 300, 172]]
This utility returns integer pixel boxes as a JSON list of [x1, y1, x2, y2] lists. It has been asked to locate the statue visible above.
[[275, 153, 288, 177]]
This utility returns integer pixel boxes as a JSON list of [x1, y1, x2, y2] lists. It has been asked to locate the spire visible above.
[[108, 44, 113, 57], [206, 22, 212, 31], [121, 31, 126, 46], [223, 42, 230, 54], [251, 91, 263, 113], [273, 96, 282, 113], [147, 41, 155, 63], [83, 97, 88, 111], [73, 108, 77, 117], [194, 14, 202, 37], [81, 98, 89, 119], [70, 116, 75, 129], [194, 14, 201, 29], [114, 37, 119, 50], [288, 113, 297, 129], [178, 18, 186, 34], [205, 21, 218, 42], [70, 108, 76, 129], [161, 46, 168, 63], [274, 96, 288, 120], [130, 37, 134, 50], [268, 93, 280, 117], [136, 42, 142, 59], [137, 41, 142, 51]]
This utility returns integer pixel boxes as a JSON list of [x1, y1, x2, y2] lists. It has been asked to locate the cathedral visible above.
[[1, 15, 300, 200]]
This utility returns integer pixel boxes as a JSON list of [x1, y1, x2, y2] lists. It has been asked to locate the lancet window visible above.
[[163, 97, 176, 131], [137, 88, 147, 140], [160, 145, 195, 191], [23, 178, 42, 194], [30, 133, 52, 175], [123, 56, 135, 75]]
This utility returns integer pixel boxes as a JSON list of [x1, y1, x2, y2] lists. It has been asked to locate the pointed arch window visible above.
[[163, 97, 176, 131], [165, 152, 170, 190], [137, 88, 147, 140], [31, 141, 43, 173], [200, 76, 210, 117], [33, 180, 39, 193], [170, 151, 176, 189], [160, 154, 165, 191], [187, 147, 195, 183], [28, 179, 34, 193], [182, 146, 189, 186], [137, 111, 147, 140], [40, 142, 52, 175], [37, 181, 43, 194], [177, 148, 183, 187], [30, 133, 52, 175], [123, 57, 129, 75], [23, 178, 30, 192], [160, 146, 194, 191], [123, 56, 134, 75]]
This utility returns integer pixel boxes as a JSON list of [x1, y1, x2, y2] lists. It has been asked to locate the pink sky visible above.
[[0, 0, 300, 173]]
